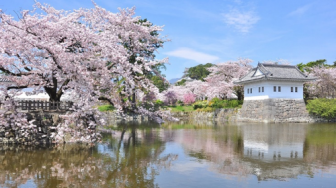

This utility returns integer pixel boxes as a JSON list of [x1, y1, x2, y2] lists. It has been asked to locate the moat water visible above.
[[1, 122, 336, 188]]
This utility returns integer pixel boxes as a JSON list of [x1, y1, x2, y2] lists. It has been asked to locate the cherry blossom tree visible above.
[[183, 93, 196, 104], [161, 59, 251, 103], [308, 66, 336, 98], [0, 2, 169, 143], [163, 91, 177, 106], [204, 58, 252, 100]]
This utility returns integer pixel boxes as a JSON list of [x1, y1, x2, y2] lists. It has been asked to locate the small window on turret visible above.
[[295, 87, 298, 92], [259, 87, 260, 93], [251, 88, 252, 93], [291, 87, 293, 92], [278, 86, 281, 92], [262, 87, 264, 92], [274, 86, 276, 92]]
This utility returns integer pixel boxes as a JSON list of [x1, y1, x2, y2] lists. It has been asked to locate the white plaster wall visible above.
[[244, 81, 304, 100]]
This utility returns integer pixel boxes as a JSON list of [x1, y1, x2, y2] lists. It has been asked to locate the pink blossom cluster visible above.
[[0, 2, 169, 143], [308, 66, 336, 98], [160, 58, 252, 102]]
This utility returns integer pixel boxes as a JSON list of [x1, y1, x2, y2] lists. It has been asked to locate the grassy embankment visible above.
[[168, 98, 243, 112], [97, 98, 243, 113], [98, 104, 115, 112]]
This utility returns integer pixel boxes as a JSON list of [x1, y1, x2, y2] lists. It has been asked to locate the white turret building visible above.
[[234, 63, 315, 123], [235, 63, 315, 100]]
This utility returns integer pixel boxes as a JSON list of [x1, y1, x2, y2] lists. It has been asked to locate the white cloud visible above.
[[288, 4, 312, 17], [233, 0, 242, 4], [165, 47, 219, 63], [222, 9, 260, 33]]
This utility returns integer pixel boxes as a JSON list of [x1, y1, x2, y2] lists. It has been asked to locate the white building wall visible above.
[[244, 81, 304, 100]]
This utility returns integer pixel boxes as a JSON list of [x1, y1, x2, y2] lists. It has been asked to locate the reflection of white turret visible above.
[[241, 123, 310, 180], [242, 123, 306, 161], [160, 124, 336, 181]]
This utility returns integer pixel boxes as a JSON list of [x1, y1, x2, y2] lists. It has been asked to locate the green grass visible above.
[[98, 104, 115, 112], [169, 105, 194, 112]]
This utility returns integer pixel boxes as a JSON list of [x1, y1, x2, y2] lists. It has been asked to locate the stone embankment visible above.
[[168, 99, 336, 123], [100, 111, 150, 125], [168, 109, 239, 126], [1, 99, 335, 145], [238, 99, 336, 123], [0, 111, 62, 145]]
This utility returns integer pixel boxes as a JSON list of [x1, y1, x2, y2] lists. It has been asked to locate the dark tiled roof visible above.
[[234, 63, 315, 84]]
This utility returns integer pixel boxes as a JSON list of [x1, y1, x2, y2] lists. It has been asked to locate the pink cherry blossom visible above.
[[0, 2, 169, 143]]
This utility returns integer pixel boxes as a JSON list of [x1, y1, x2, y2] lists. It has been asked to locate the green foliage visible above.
[[98, 104, 115, 112], [209, 98, 242, 108], [209, 97, 222, 108], [169, 105, 194, 112], [177, 100, 184, 106], [150, 75, 169, 92], [306, 99, 336, 119], [175, 106, 184, 112], [154, 99, 164, 110], [297, 59, 335, 73], [155, 99, 164, 106], [193, 99, 242, 111], [193, 100, 208, 109], [175, 79, 186, 86], [185, 63, 214, 81]]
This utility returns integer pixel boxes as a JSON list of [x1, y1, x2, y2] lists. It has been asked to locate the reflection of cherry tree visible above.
[[169, 126, 250, 178], [0, 128, 177, 188]]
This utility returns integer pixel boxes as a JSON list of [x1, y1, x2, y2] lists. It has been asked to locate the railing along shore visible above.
[[14, 100, 73, 111]]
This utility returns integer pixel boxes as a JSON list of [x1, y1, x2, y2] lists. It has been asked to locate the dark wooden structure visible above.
[[15, 100, 73, 111]]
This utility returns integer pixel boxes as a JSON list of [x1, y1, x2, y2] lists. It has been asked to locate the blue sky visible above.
[[1, 0, 336, 80]]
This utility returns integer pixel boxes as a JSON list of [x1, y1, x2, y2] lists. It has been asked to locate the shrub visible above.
[[193, 100, 208, 109], [177, 100, 184, 106], [153, 99, 164, 110], [228, 100, 239, 108], [208, 98, 241, 108], [155, 99, 164, 106], [209, 97, 225, 108], [307, 99, 336, 119], [193, 99, 242, 110]]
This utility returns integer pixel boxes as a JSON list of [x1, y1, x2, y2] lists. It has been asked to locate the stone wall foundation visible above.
[[238, 99, 310, 123]]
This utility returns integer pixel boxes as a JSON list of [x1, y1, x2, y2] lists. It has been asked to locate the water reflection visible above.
[[162, 122, 336, 183], [0, 123, 336, 187], [0, 125, 176, 188]]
